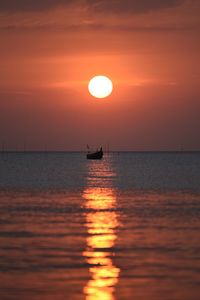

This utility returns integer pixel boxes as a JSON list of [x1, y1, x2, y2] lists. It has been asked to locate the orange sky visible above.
[[0, 0, 200, 151]]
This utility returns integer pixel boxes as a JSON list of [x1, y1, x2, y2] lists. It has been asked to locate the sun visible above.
[[88, 75, 113, 99]]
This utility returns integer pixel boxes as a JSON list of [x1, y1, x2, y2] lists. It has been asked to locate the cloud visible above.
[[86, 0, 184, 14], [0, 0, 184, 13], [0, 22, 196, 32], [0, 0, 73, 12]]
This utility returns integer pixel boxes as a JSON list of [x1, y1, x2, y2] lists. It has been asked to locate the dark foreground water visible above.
[[0, 152, 200, 300]]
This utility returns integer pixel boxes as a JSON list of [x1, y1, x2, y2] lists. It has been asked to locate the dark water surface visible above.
[[0, 152, 200, 300]]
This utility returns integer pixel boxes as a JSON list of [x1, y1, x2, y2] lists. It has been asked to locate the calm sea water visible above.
[[0, 152, 200, 300]]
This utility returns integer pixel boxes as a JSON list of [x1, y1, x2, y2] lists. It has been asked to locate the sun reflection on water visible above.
[[83, 160, 120, 300]]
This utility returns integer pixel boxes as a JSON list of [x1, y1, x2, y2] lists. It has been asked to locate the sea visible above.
[[0, 152, 200, 300]]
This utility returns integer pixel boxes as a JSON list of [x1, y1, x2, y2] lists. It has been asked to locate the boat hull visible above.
[[87, 150, 103, 160]]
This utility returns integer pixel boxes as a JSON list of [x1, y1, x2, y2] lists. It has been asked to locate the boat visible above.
[[87, 147, 103, 160]]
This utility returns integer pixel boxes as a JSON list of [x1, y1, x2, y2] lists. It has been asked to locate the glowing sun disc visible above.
[[88, 76, 113, 98]]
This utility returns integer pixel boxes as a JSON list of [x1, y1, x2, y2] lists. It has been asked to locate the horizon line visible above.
[[0, 150, 200, 154]]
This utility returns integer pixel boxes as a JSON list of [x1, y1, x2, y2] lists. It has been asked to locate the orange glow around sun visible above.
[[88, 76, 113, 99]]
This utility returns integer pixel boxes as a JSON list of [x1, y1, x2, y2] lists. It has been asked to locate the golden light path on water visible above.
[[82, 160, 120, 300]]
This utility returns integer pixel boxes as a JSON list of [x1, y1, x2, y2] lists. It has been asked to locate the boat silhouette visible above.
[[87, 147, 103, 160]]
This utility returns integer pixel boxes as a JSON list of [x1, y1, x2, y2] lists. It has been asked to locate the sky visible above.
[[0, 0, 200, 151]]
